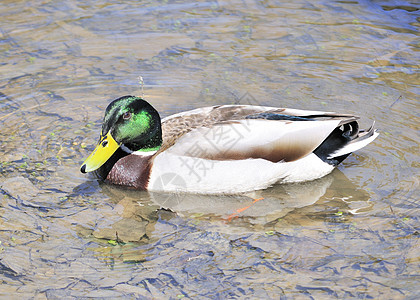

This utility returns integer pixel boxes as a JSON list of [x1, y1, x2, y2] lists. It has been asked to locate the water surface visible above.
[[0, 0, 419, 298]]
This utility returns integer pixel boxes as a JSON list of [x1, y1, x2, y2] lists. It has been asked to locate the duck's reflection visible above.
[[98, 169, 371, 235], [149, 173, 332, 223], [88, 170, 371, 263]]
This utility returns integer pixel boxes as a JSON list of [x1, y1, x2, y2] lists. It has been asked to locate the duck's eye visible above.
[[122, 112, 132, 120]]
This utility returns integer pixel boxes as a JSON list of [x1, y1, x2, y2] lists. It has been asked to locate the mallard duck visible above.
[[80, 96, 378, 194]]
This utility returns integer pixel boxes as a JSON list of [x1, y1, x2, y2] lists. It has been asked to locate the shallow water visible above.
[[0, 0, 419, 298]]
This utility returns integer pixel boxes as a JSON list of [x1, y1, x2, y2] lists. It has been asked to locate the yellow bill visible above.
[[80, 131, 121, 173]]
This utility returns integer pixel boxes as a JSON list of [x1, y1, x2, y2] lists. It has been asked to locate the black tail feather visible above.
[[313, 120, 359, 165]]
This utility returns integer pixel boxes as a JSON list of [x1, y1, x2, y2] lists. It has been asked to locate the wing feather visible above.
[[160, 104, 346, 153], [165, 119, 341, 162]]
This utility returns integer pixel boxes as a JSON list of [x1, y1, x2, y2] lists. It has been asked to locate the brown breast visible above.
[[106, 155, 153, 190]]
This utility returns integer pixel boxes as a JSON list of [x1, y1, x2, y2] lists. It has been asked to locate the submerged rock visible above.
[[0, 176, 39, 202], [0, 176, 53, 209], [93, 218, 148, 243]]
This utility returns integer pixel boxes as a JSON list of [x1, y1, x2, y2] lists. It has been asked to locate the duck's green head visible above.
[[80, 96, 162, 174]]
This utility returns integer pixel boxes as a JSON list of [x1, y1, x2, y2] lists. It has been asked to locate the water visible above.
[[0, 0, 418, 298]]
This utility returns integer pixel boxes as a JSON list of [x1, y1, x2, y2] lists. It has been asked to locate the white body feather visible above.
[[149, 153, 333, 194]]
